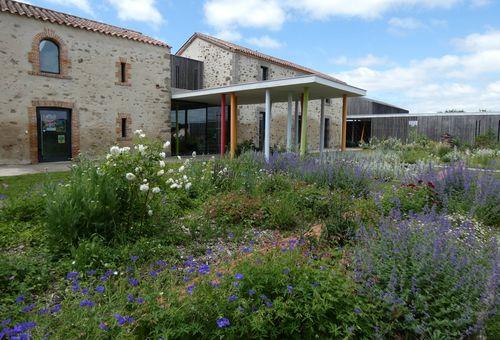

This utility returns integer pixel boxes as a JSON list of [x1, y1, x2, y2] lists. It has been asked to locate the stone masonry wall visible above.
[[178, 37, 342, 151], [0, 13, 171, 164]]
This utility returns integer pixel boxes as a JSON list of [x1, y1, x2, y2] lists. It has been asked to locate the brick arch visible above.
[[28, 28, 71, 79]]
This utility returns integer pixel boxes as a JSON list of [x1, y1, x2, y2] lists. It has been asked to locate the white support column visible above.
[[264, 89, 272, 161], [319, 99, 325, 159], [286, 93, 293, 152], [294, 98, 299, 150]]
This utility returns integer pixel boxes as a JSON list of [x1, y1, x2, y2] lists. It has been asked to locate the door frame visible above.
[[36, 107, 72, 162]]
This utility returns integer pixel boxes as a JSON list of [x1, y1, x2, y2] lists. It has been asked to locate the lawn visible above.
[[0, 134, 499, 339]]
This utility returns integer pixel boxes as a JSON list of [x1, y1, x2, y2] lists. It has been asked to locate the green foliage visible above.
[[322, 191, 357, 245], [382, 181, 440, 215], [475, 129, 498, 148]]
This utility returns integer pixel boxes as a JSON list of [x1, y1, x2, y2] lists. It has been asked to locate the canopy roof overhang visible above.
[[172, 75, 366, 105]]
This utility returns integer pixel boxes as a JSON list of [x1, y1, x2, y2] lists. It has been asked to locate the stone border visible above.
[[28, 28, 71, 79], [28, 100, 80, 164], [115, 57, 132, 86], [116, 113, 132, 142]]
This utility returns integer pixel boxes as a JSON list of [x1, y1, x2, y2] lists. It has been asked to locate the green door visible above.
[[37, 108, 72, 162]]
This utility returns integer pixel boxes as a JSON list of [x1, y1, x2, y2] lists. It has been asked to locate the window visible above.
[[324, 118, 330, 148], [39, 39, 60, 74], [261, 66, 269, 81], [120, 62, 127, 83], [121, 118, 127, 138], [325, 98, 331, 105]]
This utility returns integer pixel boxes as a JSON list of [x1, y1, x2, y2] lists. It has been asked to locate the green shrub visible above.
[[322, 191, 357, 245], [263, 191, 301, 230], [205, 192, 264, 228], [475, 129, 498, 149], [382, 181, 440, 215]]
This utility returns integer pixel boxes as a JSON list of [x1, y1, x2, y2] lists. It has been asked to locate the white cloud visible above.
[[331, 54, 389, 67], [388, 17, 424, 30], [332, 30, 500, 112], [246, 35, 284, 49], [452, 30, 500, 52], [43, 0, 93, 14], [204, 0, 286, 31], [106, 0, 163, 26], [214, 30, 243, 42]]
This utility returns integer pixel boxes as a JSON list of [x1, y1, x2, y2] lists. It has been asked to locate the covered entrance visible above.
[[172, 75, 366, 160], [37, 108, 72, 162]]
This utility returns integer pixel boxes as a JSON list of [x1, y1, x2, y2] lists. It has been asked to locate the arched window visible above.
[[39, 39, 60, 74]]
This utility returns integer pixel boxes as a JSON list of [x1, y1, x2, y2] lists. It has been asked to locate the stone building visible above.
[[0, 0, 171, 164], [175, 33, 345, 153]]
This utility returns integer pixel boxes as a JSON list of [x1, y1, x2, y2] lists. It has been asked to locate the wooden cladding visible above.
[[171, 55, 203, 90]]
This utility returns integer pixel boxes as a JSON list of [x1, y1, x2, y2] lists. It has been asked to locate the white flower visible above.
[[183, 175, 188, 180], [109, 146, 121, 155], [167, 178, 174, 184], [139, 184, 149, 192], [135, 167, 141, 173], [177, 155, 181, 160], [148, 210, 153, 216], [152, 187, 161, 194], [192, 151, 197, 157], [163, 141, 171, 149], [157, 170, 165, 176], [168, 169, 174, 174], [136, 144, 147, 155], [106, 154, 112, 160], [178, 165, 185, 172], [121, 147, 131, 153], [159, 152, 166, 158], [134, 129, 143, 136], [143, 179, 148, 183], [159, 160, 165, 168], [125, 173, 136, 181], [140, 133, 146, 138], [185, 182, 192, 190]]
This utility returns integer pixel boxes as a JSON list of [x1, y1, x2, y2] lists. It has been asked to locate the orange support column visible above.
[[230, 93, 238, 159], [220, 94, 227, 156], [341, 94, 348, 151]]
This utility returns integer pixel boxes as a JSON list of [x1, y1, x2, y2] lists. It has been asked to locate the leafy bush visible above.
[[43, 135, 194, 252], [354, 211, 498, 338], [382, 180, 440, 215], [475, 129, 498, 149], [322, 191, 357, 245], [205, 192, 264, 228]]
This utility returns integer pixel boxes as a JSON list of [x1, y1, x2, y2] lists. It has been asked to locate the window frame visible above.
[[39, 39, 61, 75]]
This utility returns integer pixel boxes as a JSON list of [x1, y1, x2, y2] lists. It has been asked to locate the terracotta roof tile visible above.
[[0, 0, 170, 48], [177, 32, 346, 85]]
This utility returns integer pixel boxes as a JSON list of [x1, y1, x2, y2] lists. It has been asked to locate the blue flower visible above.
[[282, 268, 290, 275], [242, 247, 253, 253], [22, 304, 35, 313], [95, 285, 105, 293], [130, 255, 139, 262], [228, 295, 238, 302], [287, 285, 293, 293], [235, 273, 244, 280], [15, 296, 25, 303], [66, 271, 79, 280], [1, 319, 11, 327], [265, 301, 273, 308], [99, 322, 109, 331], [216, 317, 230, 328], [128, 278, 139, 287], [198, 264, 210, 275], [50, 304, 61, 314], [136, 297, 145, 304], [354, 308, 362, 315], [228, 233, 235, 239], [216, 272, 223, 278], [187, 284, 195, 294], [127, 294, 135, 303], [86, 269, 97, 276], [248, 289, 256, 296], [259, 294, 268, 300], [149, 270, 158, 278], [79, 299, 94, 308], [114, 314, 134, 326], [183, 276, 191, 282]]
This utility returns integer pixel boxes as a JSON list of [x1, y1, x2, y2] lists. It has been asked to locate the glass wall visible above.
[[171, 101, 229, 156]]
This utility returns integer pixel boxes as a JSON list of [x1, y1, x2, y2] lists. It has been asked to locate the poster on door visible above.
[[42, 114, 57, 131]]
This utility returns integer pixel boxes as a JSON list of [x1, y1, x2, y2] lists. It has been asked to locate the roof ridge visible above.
[[0, 0, 170, 48], [181, 32, 345, 85]]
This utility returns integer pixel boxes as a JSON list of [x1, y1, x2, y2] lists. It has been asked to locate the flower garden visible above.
[[0, 131, 499, 339]]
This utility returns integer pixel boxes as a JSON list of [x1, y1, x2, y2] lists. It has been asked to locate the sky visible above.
[[22, 0, 500, 113]]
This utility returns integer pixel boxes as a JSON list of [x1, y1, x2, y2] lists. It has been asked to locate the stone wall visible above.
[[0, 13, 171, 164], [178, 37, 342, 151]]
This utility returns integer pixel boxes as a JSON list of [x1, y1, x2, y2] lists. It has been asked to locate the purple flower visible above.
[[265, 301, 273, 308], [114, 314, 134, 326], [187, 284, 195, 294], [228, 295, 238, 302], [66, 271, 79, 280], [50, 304, 61, 314], [130, 255, 139, 262], [228, 233, 235, 239], [354, 308, 362, 315], [149, 270, 158, 278], [282, 268, 290, 275], [198, 264, 210, 275], [259, 294, 268, 300], [86, 269, 97, 276], [79, 299, 94, 308], [216, 317, 230, 328], [242, 247, 253, 253], [183, 276, 191, 283], [136, 297, 145, 304], [95, 285, 105, 293], [1, 319, 11, 327], [15, 296, 25, 303], [248, 289, 256, 296], [216, 272, 223, 278], [127, 294, 135, 303], [235, 273, 244, 280], [128, 278, 139, 287], [22, 304, 35, 313], [99, 322, 109, 331], [287, 285, 293, 293]]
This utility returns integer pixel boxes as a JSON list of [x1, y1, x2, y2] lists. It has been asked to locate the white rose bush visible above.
[[44, 133, 199, 252]]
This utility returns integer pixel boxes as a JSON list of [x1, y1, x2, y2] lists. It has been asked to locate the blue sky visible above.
[[25, 0, 500, 112]]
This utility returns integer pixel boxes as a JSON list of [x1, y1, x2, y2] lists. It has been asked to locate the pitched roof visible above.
[[0, 0, 170, 48], [177, 32, 346, 85]]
